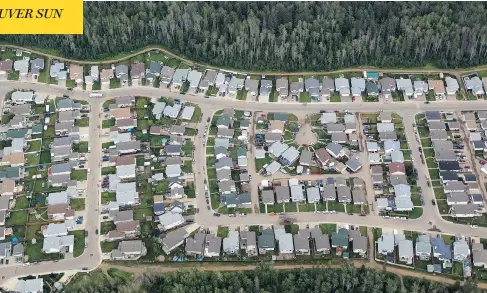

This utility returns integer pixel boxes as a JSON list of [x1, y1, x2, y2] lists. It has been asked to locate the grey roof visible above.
[[435, 149, 456, 161], [366, 81, 379, 93], [279, 146, 300, 166], [116, 141, 141, 152], [379, 132, 398, 141], [352, 188, 365, 203], [377, 123, 395, 133], [445, 76, 459, 93], [426, 111, 441, 121], [187, 70, 203, 88], [326, 143, 343, 156], [276, 77, 288, 91], [320, 112, 337, 124], [414, 80, 429, 94], [351, 77, 366, 95], [306, 187, 320, 203], [261, 190, 275, 204], [115, 64, 128, 77], [396, 78, 413, 95], [245, 79, 259, 94], [432, 237, 451, 260], [321, 185, 336, 201], [299, 150, 313, 165], [161, 66, 176, 82], [216, 157, 233, 169], [337, 186, 352, 202], [390, 174, 408, 186], [50, 162, 75, 174], [399, 239, 414, 258], [428, 121, 446, 130], [290, 81, 304, 94], [322, 78, 335, 91], [293, 234, 309, 251], [258, 230, 275, 249], [379, 77, 396, 91], [346, 158, 362, 172], [275, 186, 290, 202], [335, 78, 349, 90], [57, 99, 81, 111], [214, 138, 230, 149], [173, 69, 189, 84], [149, 61, 162, 74], [15, 278, 43, 293], [260, 80, 273, 96], [444, 182, 465, 193], [327, 123, 345, 132], [305, 77, 320, 90], [199, 69, 218, 88], [228, 76, 245, 92]]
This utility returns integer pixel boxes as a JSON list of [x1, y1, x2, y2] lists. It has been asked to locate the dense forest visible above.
[[2, 2, 487, 71], [64, 265, 485, 293]]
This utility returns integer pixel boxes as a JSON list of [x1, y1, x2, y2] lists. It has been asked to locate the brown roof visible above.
[[0, 60, 13, 72], [47, 204, 69, 215], [108, 231, 125, 239], [116, 118, 136, 128], [116, 220, 139, 232], [111, 107, 131, 120], [315, 148, 332, 165], [149, 126, 162, 135], [116, 156, 136, 166], [428, 80, 446, 94], [69, 64, 84, 80], [0, 179, 15, 194], [100, 68, 114, 81], [130, 63, 145, 78], [2, 152, 24, 166], [388, 162, 405, 174]]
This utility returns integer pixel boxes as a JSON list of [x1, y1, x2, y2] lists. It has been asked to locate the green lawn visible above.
[[101, 192, 116, 204], [70, 230, 85, 257], [410, 207, 423, 219], [133, 207, 153, 220], [299, 92, 311, 102], [319, 223, 337, 235], [284, 203, 298, 212], [110, 79, 121, 89], [101, 241, 120, 253], [182, 160, 193, 173], [25, 242, 61, 262], [8, 71, 19, 81], [101, 221, 116, 235], [73, 141, 89, 153], [75, 118, 89, 127], [26, 223, 42, 240], [70, 198, 85, 211], [137, 119, 152, 130], [255, 156, 274, 172], [7, 210, 28, 226], [236, 90, 248, 101], [71, 169, 88, 181], [217, 226, 229, 238], [423, 148, 435, 159], [102, 118, 115, 128], [14, 196, 30, 210], [327, 201, 346, 212], [27, 140, 42, 152], [101, 167, 116, 175], [285, 224, 300, 235], [330, 94, 341, 102], [25, 153, 40, 166], [269, 89, 278, 102]]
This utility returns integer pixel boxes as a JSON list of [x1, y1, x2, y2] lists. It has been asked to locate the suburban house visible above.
[[259, 80, 273, 97], [276, 77, 289, 98], [379, 77, 396, 99], [198, 69, 217, 92], [69, 64, 84, 86], [396, 78, 413, 98], [100, 68, 114, 86], [445, 76, 459, 95], [335, 78, 350, 97], [160, 66, 176, 87], [115, 65, 129, 85], [110, 240, 147, 261], [413, 80, 429, 98], [187, 70, 203, 93], [29, 58, 45, 79], [305, 77, 321, 100], [428, 80, 446, 99], [130, 62, 145, 85], [245, 79, 259, 98], [350, 77, 365, 97]]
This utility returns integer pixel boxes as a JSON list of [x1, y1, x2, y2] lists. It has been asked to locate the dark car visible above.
[[431, 200, 436, 206], [95, 229, 99, 235], [84, 231, 88, 237], [207, 117, 211, 122]]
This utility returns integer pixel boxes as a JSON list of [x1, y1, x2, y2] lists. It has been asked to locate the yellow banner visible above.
[[0, 0, 83, 34]]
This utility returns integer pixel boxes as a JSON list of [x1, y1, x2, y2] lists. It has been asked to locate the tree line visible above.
[[2, 2, 487, 71], [64, 265, 485, 293]]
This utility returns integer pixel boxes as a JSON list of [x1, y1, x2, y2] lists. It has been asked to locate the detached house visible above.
[[379, 77, 396, 99], [130, 62, 145, 85]]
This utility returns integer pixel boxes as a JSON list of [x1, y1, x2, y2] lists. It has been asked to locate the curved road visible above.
[[5, 44, 487, 76], [0, 81, 487, 285]]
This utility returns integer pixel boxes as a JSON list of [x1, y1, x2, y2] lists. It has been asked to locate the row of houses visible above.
[[259, 177, 366, 205], [363, 112, 415, 212], [425, 111, 485, 218], [161, 225, 367, 259], [377, 231, 487, 274]]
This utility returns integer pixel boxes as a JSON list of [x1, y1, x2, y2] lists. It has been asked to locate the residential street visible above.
[[1, 81, 487, 285]]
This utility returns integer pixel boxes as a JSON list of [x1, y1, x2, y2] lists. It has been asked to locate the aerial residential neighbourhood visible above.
[[2, 9, 487, 289]]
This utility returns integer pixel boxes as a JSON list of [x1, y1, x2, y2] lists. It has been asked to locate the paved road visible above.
[[1, 81, 487, 285]]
